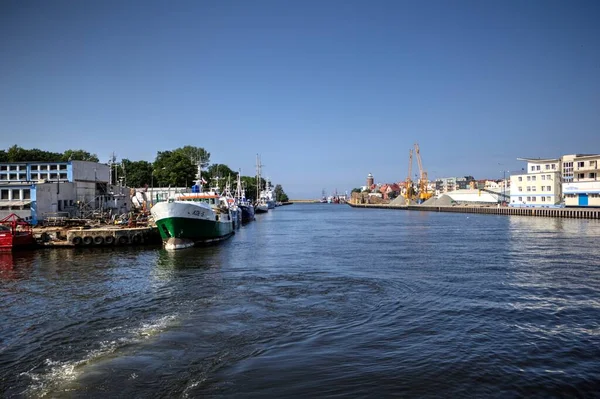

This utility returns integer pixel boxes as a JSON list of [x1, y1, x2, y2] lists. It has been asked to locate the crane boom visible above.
[[414, 143, 432, 201], [414, 143, 427, 184], [407, 149, 413, 184]]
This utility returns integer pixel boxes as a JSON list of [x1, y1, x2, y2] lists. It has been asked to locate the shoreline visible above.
[[347, 202, 600, 219]]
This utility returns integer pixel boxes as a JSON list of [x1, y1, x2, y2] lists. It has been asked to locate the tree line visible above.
[[1, 145, 288, 202]]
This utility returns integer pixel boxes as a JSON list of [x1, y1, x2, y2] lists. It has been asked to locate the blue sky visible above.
[[1, 0, 599, 198]]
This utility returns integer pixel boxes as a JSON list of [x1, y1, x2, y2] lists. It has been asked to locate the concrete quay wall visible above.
[[348, 203, 600, 219]]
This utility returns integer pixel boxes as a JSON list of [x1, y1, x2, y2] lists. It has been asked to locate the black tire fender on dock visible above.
[[132, 234, 141, 244], [93, 236, 104, 245], [104, 236, 114, 245], [72, 236, 82, 246], [118, 236, 129, 245], [82, 236, 93, 245]]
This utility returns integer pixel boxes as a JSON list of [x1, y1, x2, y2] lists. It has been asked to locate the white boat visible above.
[[255, 154, 270, 214], [151, 166, 234, 250], [260, 178, 277, 209]]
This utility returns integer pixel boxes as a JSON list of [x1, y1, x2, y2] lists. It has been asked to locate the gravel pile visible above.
[[419, 194, 454, 207]]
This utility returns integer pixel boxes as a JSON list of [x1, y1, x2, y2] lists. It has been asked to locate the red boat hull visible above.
[[0, 232, 35, 251]]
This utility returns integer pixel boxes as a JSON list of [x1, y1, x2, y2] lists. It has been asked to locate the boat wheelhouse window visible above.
[[23, 189, 30, 199], [19, 173, 27, 180], [9, 173, 17, 180], [0, 174, 6, 180], [59, 164, 68, 170], [12, 189, 20, 200], [0, 165, 6, 171], [31, 165, 38, 171], [0, 190, 8, 200], [9, 165, 17, 171], [50, 164, 58, 170], [60, 173, 67, 180]]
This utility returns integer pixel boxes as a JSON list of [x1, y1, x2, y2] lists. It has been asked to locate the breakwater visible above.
[[348, 202, 600, 219]]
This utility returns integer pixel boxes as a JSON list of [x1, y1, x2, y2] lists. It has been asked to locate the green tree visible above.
[[177, 146, 211, 168], [351, 187, 362, 193], [62, 149, 99, 162], [273, 184, 289, 202], [5, 145, 62, 162], [152, 150, 197, 187], [0, 150, 6, 162], [206, 163, 236, 189], [121, 159, 153, 187], [240, 175, 266, 200]]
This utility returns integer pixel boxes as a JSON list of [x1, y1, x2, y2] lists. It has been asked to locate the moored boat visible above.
[[255, 199, 269, 214], [234, 172, 255, 223], [0, 214, 36, 251], [150, 168, 234, 250]]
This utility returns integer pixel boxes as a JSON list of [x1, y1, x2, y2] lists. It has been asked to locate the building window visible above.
[[518, 186, 522, 191], [518, 176, 522, 182], [547, 174, 551, 180], [542, 175, 545, 180], [545, 164, 550, 170], [541, 197, 546, 202], [59, 173, 67, 180], [578, 173, 585, 179], [532, 176, 536, 181], [22, 189, 30, 199], [59, 164, 68, 170], [532, 187, 536, 191], [590, 173, 597, 179], [0, 174, 6, 180], [541, 186, 545, 191], [9, 165, 17, 171], [531, 197, 536, 202], [552, 164, 556, 170], [11, 189, 20, 200], [527, 186, 531, 191], [518, 197, 523, 201], [19, 173, 26, 180], [547, 186, 551, 191], [0, 189, 8, 200], [527, 176, 531, 181], [50, 173, 58, 180], [40, 165, 48, 171], [9, 173, 17, 180], [577, 161, 584, 168], [536, 165, 540, 171], [547, 196, 551, 201], [527, 196, 531, 201], [31, 165, 38, 171], [531, 166, 535, 171], [50, 164, 58, 170], [0, 165, 6, 171]]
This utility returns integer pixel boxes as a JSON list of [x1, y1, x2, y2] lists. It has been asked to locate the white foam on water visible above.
[[21, 314, 179, 397]]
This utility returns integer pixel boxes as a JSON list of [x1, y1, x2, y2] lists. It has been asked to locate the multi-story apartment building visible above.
[[509, 158, 561, 207], [435, 176, 472, 195], [561, 154, 600, 207]]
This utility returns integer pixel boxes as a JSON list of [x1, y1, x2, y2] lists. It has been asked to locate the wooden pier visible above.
[[347, 203, 600, 219]]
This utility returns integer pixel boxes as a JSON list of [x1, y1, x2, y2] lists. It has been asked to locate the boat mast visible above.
[[256, 154, 262, 200]]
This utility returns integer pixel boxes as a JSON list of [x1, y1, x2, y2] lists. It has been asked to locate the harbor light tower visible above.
[[367, 173, 374, 188]]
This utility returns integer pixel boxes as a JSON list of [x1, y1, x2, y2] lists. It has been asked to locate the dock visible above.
[[35, 226, 161, 247], [347, 203, 600, 219]]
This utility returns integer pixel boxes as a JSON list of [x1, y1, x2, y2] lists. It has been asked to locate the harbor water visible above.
[[1, 204, 600, 397]]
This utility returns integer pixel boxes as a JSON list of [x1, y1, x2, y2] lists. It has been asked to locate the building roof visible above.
[[517, 157, 559, 163]]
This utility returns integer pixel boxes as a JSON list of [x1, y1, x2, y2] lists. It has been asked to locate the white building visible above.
[[509, 158, 561, 207], [0, 160, 129, 224], [561, 154, 600, 207]]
